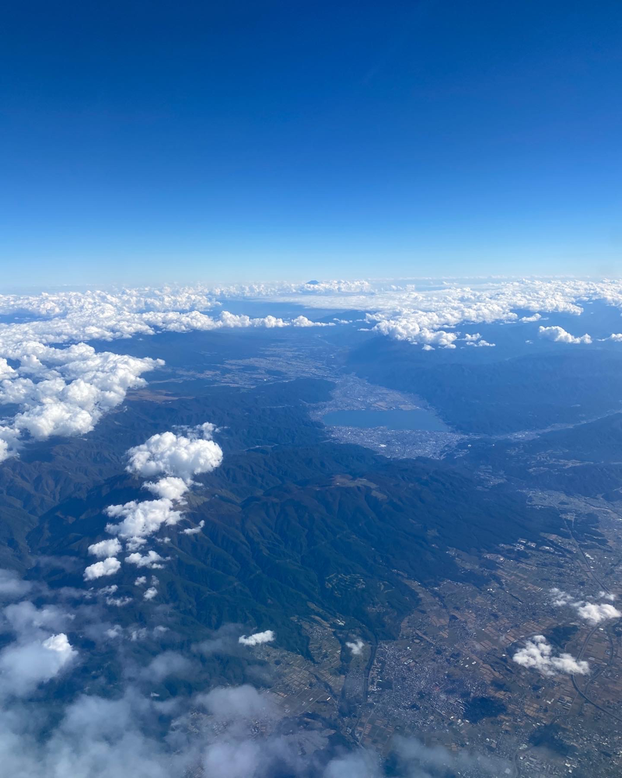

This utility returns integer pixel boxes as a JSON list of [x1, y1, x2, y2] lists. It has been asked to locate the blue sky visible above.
[[1, 0, 621, 288]]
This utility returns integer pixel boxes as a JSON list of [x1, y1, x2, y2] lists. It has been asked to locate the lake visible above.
[[322, 408, 449, 432]]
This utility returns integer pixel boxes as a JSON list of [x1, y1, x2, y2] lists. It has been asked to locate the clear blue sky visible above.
[[1, 0, 621, 288]]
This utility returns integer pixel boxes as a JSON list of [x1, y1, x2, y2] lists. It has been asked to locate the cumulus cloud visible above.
[[292, 315, 333, 328], [513, 635, 589, 676], [239, 630, 275, 647], [106, 498, 183, 549], [0, 342, 162, 462], [345, 639, 365, 656], [551, 589, 621, 625], [143, 476, 189, 501], [0, 284, 339, 462], [576, 602, 621, 624], [126, 551, 165, 569], [538, 325, 592, 344], [372, 317, 459, 349], [126, 425, 223, 483], [0, 286, 333, 350], [88, 424, 222, 576], [256, 277, 622, 351], [88, 538, 123, 558], [463, 333, 495, 347], [4, 277, 622, 461], [143, 587, 158, 600], [84, 557, 121, 581]]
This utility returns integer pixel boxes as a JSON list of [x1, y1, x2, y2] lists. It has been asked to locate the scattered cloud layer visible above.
[[0, 567, 515, 778], [253, 277, 622, 348], [82, 424, 223, 588], [82, 424, 223, 579], [3, 277, 622, 461], [0, 287, 334, 462]]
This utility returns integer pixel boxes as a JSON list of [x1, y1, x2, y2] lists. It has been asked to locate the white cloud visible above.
[[345, 639, 365, 656], [143, 652, 192, 681], [538, 325, 592, 344], [551, 589, 621, 624], [106, 596, 133, 607], [202, 739, 263, 778], [182, 520, 205, 535], [84, 557, 121, 581], [292, 315, 333, 328], [513, 635, 589, 676], [576, 602, 621, 624], [196, 684, 276, 719], [144, 477, 189, 501], [0, 687, 196, 776], [126, 551, 165, 569], [143, 587, 158, 600], [89, 426, 221, 574], [0, 343, 162, 462], [87, 538, 123, 558], [238, 630, 275, 647], [2, 601, 70, 634], [126, 426, 223, 483], [4, 277, 622, 462], [0, 284, 338, 462], [463, 333, 495, 347], [0, 569, 32, 599], [394, 735, 509, 777], [324, 750, 381, 778], [106, 499, 183, 547], [372, 317, 459, 349], [0, 632, 77, 696], [135, 576, 147, 586]]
